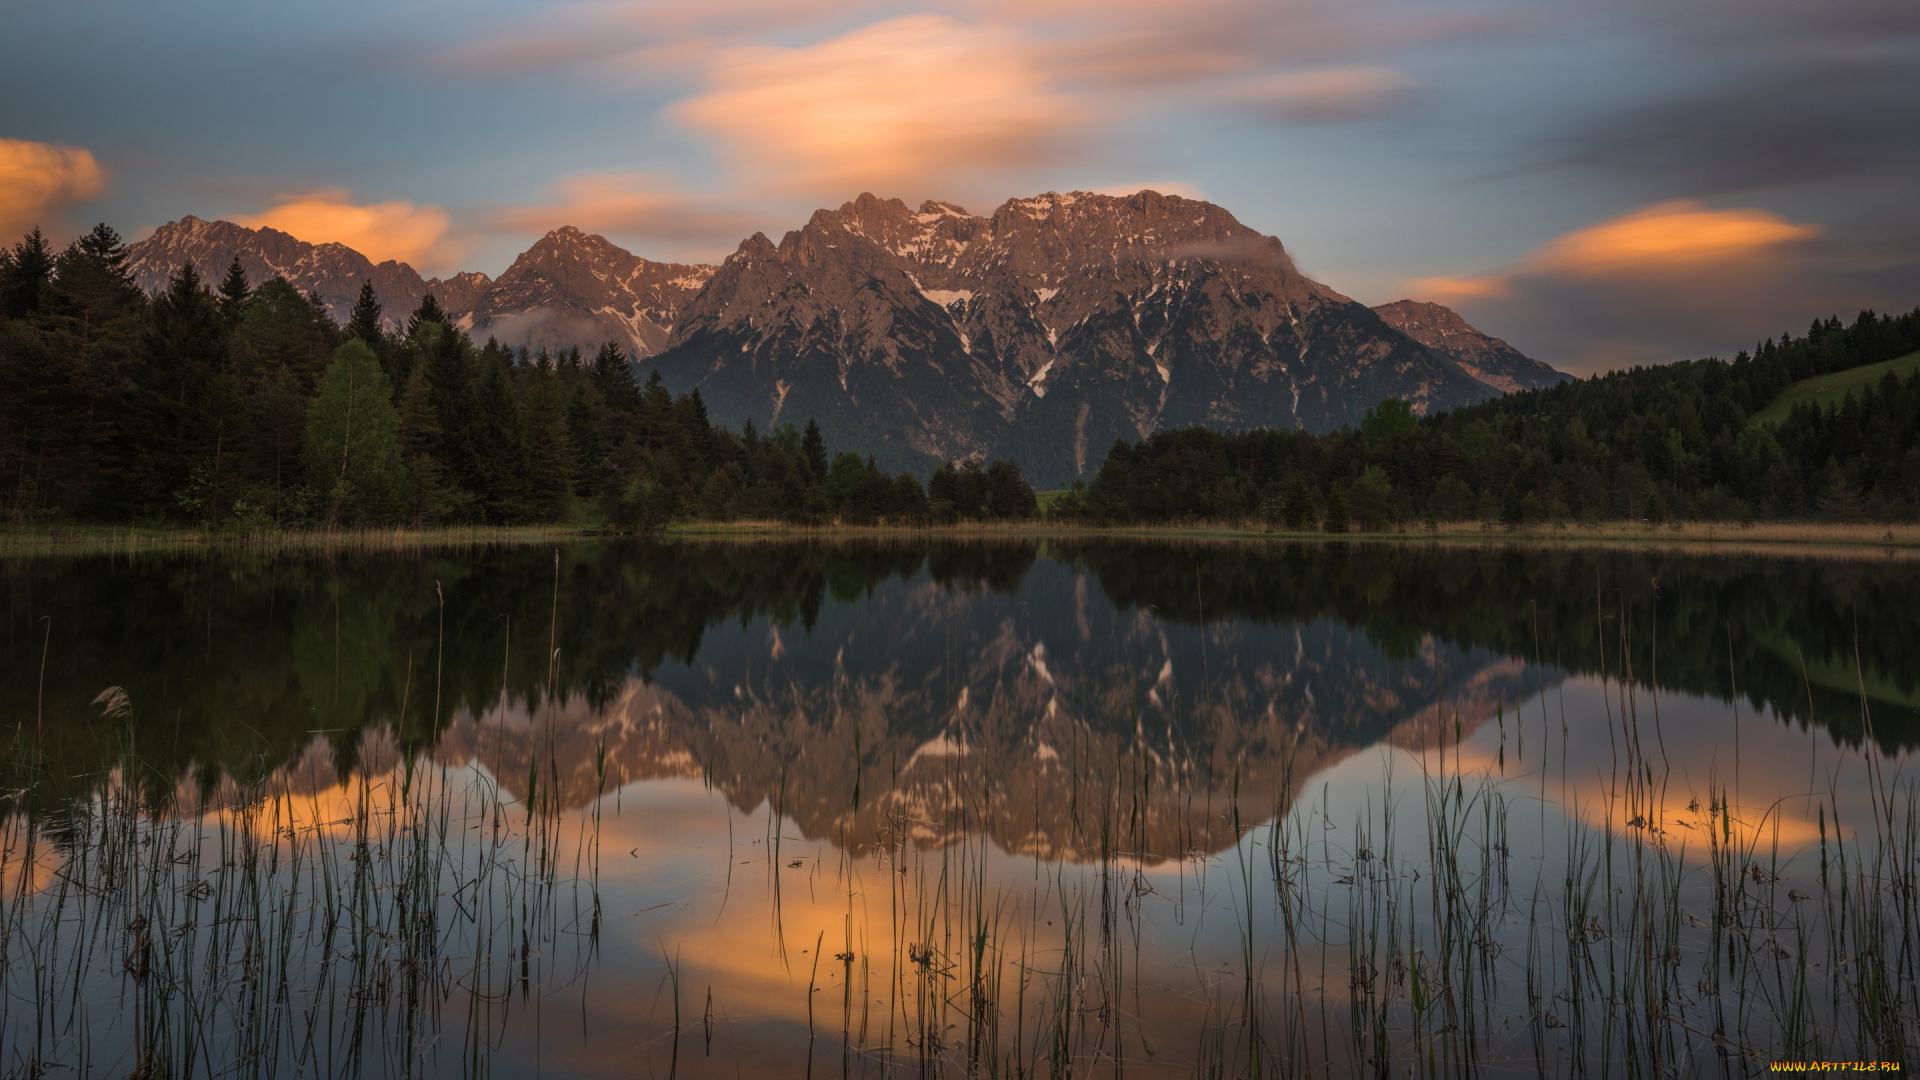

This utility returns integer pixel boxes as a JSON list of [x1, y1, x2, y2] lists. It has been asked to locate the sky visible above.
[[1, 0, 1915, 374]]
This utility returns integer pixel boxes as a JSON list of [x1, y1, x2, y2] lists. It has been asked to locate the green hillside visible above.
[[1749, 350, 1920, 426]]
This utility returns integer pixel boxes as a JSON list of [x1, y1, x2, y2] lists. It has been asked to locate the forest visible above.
[[4, 221, 1916, 532], [1057, 306, 1920, 527], [0, 225, 1036, 528]]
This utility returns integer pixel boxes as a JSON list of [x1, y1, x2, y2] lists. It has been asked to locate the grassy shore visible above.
[[5, 516, 1920, 558], [0, 522, 602, 557]]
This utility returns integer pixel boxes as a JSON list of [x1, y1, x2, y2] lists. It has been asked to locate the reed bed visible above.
[[0, 742, 603, 1079], [0, 567, 1913, 1078]]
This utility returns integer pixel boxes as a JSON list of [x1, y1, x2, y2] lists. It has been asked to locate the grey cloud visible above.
[[1552, 52, 1920, 196]]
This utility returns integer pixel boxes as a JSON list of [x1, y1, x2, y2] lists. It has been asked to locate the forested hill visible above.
[[0, 225, 1035, 528], [1060, 306, 1920, 526]]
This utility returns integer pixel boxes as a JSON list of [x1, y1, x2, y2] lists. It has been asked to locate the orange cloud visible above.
[[1407, 200, 1823, 302], [1532, 200, 1823, 276], [1402, 201, 1835, 375], [670, 14, 1086, 197], [0, 138, 107, 241], [237, 190, 462, 272]]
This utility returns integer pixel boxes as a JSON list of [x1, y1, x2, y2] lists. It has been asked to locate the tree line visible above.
[[0, 225, 1037, 528], [1056, 306, 1920, 527]]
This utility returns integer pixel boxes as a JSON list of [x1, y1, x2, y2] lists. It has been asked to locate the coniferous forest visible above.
[[2, 223, 1916, 531], [1057, 306, 1920, 527], [0, 225, 1035, 528]]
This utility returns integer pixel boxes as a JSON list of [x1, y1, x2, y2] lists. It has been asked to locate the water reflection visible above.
[[4, 540, 1915, 823], [3, 540, 1917, 1076]]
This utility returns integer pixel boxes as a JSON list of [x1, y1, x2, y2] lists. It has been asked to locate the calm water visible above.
[[2, 540, 1916, 1077]]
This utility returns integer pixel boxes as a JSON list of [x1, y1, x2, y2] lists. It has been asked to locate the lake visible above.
[[1, 539, 1915, 1077]]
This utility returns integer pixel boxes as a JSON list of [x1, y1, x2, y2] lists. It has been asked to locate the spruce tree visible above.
[[1322, 483, 1350, 533], [591, 341, 639, 418], [0, 227, 56, 318], [802, 418, 828, 481], [473, 355, 530, 521], [346, 280, 383, 344], [217, 258, 252, 326], [397, 366, 445, 524], [407, 291, 446, 336], [419, 323, 479, 516], [77, 223, 131, 281]]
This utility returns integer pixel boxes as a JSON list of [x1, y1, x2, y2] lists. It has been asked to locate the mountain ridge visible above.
[[121, 194, 1562, 485], [651, 190, 1520, 483]]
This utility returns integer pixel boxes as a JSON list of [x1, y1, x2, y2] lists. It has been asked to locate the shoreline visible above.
[[3, 518, 1918, 559]]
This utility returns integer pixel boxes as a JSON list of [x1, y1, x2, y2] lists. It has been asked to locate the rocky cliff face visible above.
[[455, 227, 713, 358], [1372, 299, 1568, 395], [125, 216, 441, 329], [652, 192, 1504, 484]]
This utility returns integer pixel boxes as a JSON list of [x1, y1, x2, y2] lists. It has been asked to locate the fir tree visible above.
[[217, 258, 252, 326], [76, 223, 131, 281], [346, 280, 383, 344], [590, 341, 639, 417], [407, 292, 446, 336], [0, 227, 56, 318], [397, 366, 446, 524], [472, 355, 530, 521], [1322, 483, 1350, 533], [802, 418, 828, 481]]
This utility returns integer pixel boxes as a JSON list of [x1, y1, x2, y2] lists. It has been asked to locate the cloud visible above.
[[1414, 201, 1822, 302], [1550, 53, 1920, 198], [236, 191, 462, 272], [0, 138, 107, 241], [492, 173, 757, 256], [1225, 66, 1418, 123], [669, 14, 1087, 198], [1404, 201, 1851, 374]]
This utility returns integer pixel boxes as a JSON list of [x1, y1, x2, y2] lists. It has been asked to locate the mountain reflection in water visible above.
[[4, 539, 1914, 840], [4, 539, 1918, 1077]]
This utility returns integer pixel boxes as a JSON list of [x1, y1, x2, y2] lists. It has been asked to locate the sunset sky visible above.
[[1, 0, 1914, 373]]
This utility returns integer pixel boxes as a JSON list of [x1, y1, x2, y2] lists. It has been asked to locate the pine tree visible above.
[[77, 223, 131, 282], [407, 292, 446, 336], [217, 258, 252, 326], [473, 356, 530, 521], [1322, 483, 1350, 533], [590, 341, 639, 418], [419, 324, 479, 516], [0, 227, 56, 318], [1282, 476, 1316, 530], [397, 366, 446, 524], [130, 262, 232, 516], [802, 418, 828, 481], [346, 280, 383, 344]]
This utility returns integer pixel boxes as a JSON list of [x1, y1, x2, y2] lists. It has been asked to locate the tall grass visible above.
[[0, 742, 597, 1078]]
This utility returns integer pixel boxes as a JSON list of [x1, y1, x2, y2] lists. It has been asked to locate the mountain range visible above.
[[124, 191, 1566, 486]]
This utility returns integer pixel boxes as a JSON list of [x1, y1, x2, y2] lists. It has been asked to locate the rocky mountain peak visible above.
[[459, 226, 715, 358], [126, 216, 430, 329], [652, 188, 1505, 485], [1372, 298, 1568, 394]]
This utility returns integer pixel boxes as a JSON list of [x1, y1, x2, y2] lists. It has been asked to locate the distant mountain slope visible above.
[[123, 201, 1548, 485], [125, 216, 444, 329], [653, 191, 1500, 485], [1372, 299, 1568, 394], [125, 218, 710, 357], [456, 227, 713, 359]]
